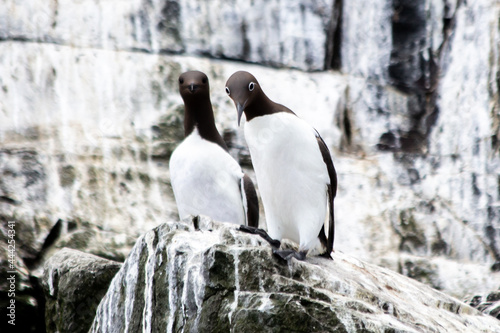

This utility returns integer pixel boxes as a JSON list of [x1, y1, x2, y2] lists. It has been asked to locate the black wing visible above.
[[315, 131, 337, 255], [242, 174, 259, 228]]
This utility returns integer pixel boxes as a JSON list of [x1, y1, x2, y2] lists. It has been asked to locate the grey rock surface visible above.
[[42, 248, 121, 333], [0, 220, 45, 332], [91, 219, 500, 332], [0, 0, 333, 71], [466, 290, 500, 320]]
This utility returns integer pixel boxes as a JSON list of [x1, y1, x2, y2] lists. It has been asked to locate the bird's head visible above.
[[178, 71, 210, 101], [225, 71, 262, 126]]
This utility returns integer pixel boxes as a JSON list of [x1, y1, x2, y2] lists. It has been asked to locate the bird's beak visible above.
[[237, 103, 245, 126], [189, 84, 197, 93]]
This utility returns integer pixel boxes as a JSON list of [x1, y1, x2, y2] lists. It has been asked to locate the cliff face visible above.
[[1, 0, 500, 331]]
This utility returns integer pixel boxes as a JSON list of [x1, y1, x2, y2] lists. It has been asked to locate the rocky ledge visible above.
[[42, 248, 122, 333], [55, 217, 499, 333], [465, 290, 500, 321]]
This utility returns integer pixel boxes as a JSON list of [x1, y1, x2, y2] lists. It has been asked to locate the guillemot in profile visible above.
[[225, 71, 337, 260]]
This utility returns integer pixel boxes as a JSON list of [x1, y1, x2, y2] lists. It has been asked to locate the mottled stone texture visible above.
[[42, 248, 121, 333], [0, 220, 46, 333], [0, 0, 333, 71], [466, 289, 500, 320], [90, 219, 500, 332], [1, 0, 500, 332]]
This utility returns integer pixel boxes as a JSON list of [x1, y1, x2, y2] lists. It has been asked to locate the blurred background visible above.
[[1, 0, 499, 331]]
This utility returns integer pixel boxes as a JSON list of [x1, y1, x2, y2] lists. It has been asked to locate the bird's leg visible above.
[[192, 215, 200, 230], [319, 251, 333, 260], [272, 249, 307, 262], [239, 225, 281, 248]]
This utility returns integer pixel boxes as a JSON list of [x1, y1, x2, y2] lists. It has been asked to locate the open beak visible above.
[[237, 102, 245, 126]]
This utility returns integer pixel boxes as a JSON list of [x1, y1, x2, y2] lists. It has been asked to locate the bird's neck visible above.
[[244, 93, 285, 122], [183, 99, 228, 151]]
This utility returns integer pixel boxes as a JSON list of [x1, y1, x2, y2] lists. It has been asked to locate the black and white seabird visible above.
[[225, 71, 337, 260], [169, 71, 259, 227]]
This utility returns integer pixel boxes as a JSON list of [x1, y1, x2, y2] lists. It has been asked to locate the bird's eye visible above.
[[225, 87, 230, 96], [179, 77, 184, 84], [202, 77, 207, 84], [248, 82, 255, 91]]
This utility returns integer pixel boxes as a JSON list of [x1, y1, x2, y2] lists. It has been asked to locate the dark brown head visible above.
[[177, 71, 228, 150], [225, 71, 274, 126], [179, 71, 210, 102]]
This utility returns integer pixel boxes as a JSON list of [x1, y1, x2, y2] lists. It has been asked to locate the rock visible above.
[[466, 290, 500, 320], [0, 215, 133, 332], [42, 248, 121, 333], [0, 149, 53, 262], [0, 0, 334, 71], [0, 220, 45, 333], [47, 218, 137, 263], [91, 219, 500, 332], [1, 2, 500, 332]]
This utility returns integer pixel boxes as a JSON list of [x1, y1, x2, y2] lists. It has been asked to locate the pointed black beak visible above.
[[237, 103, 245, 126], [189, 84, 198, 93]]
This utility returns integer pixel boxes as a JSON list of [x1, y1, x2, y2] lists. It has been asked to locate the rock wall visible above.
[[1, 0, 333, 71], [1, 0, 500, 331]]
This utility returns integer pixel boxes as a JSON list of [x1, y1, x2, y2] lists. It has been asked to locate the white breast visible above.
[[169, 128, 246, 225], [244, 112, 330, 252]]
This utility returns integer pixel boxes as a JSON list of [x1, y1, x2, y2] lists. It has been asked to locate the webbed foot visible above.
[[239, 225, 281, 248], [272, 249, 307, 262], [319, 251, 333, 260]]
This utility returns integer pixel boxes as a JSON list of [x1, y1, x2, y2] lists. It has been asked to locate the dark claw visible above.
[[239, 225, 281, 248], [272, 249, 295, 262], [319, 251, 333, 260], [239, 225, 257, 233], [272, 249, 307, 262]]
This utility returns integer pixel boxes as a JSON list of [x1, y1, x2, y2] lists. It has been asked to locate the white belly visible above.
[[244, 113, 329, 252], [169, 129, 245, 225]]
